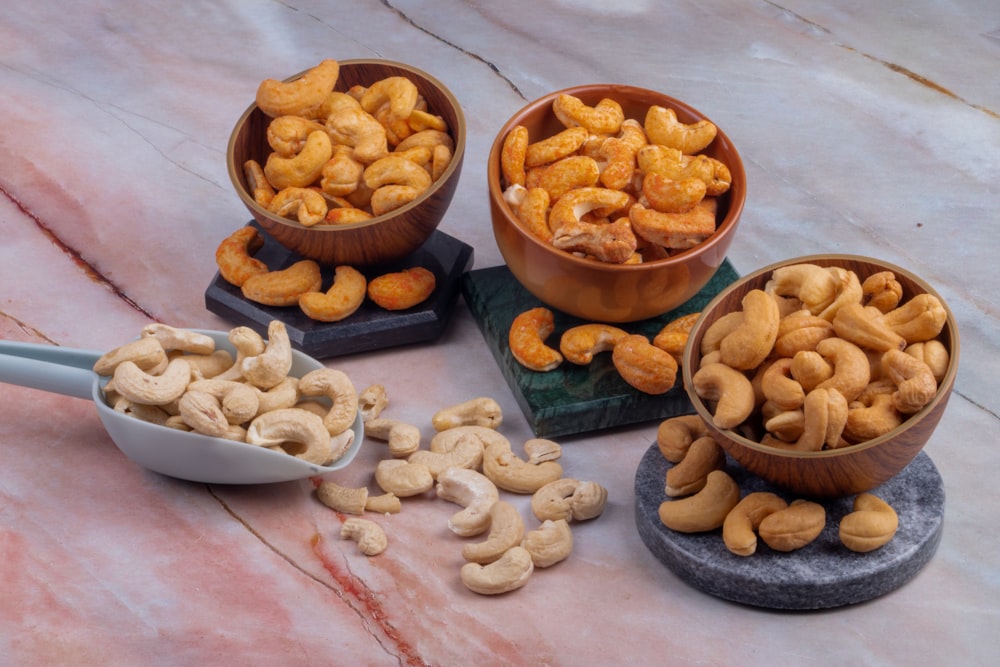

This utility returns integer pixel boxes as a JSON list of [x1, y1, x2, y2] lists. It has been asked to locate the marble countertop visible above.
[[2, 1, 998, 664]]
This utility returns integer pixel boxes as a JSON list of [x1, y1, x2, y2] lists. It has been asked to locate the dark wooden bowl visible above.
[[228, 59, 465, 267], [488, 84, 746, 323], [682, 254, 960, 499]]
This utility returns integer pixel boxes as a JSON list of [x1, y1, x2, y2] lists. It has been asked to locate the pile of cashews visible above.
[[691, 263, 950, 451], [95, 320, 357, 466], [316, 394, 610, 595], [500, 93, 733, 263], [246, 58, 455, 227], [655, 415, 900, 555]]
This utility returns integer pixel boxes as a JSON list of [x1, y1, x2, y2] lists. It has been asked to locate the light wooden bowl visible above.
[[228, 59, 465, 267], [682, 254, 960, 498], [488, 84, 745, 323]]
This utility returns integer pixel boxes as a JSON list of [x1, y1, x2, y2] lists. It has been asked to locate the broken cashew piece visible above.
[[317, 480, 369, 515], [374, 459, 434, 497], [436, 467, 501, 537], [483, 439, 564, 494], [509, 307, 563, 372], [341, 517, 388, 556], [365, 418, 421, 457], [357, 383, 388, 422], [523, 519, 574, 568], [409, 428, 486, 479], [460, 545, 534, 595], [432, 397, 503, 431], [462, 500, 525, 565]]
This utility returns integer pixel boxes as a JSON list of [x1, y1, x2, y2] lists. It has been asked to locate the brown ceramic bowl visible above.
[[228, 59, 465, 267], [682, 254, 960, 499], [488, 84, 746, 323]]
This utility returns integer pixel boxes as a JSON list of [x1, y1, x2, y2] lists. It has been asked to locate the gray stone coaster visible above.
[[634, 443, 944, 610]]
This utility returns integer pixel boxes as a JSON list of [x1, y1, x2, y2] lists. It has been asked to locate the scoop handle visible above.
[[0, 341, 102, 400]]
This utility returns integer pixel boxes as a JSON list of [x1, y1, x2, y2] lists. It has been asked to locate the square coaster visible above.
[[205, 223, 474, 359], [460, 260, 739, 438]]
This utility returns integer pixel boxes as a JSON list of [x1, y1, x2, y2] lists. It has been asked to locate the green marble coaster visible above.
[[460, 260, 739, 438]]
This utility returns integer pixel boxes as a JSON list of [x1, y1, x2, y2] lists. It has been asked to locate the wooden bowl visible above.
[[488, 84, 745, 323], [682, 254, 960, 499], [228, 59, 465, 267]]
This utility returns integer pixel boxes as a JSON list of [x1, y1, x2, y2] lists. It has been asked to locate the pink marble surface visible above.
[[2, 1, 999, 664]]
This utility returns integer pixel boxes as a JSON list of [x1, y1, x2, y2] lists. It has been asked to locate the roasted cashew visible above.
[[559, 324, 629, 365], [374, 459, 434, 497], [359, 76, 419, 145], [215, 226, 269, 288], [367, 267, 436, 311], [774, 310, 835, 357], [266, 186, 328, 226], [341, 517, 388, 556], [394, 128, 454, 153], [319, 145, 365, 197], [298, 368, 358, 436], [529, 155, 600, 201], [758, 499, 826, 552], [512, 186, 552, 243], [316, 480, 369, 515], [531, 478, 608, 522], [255, 59, 340, 118], [112, 358, 191, 406], [552, 216, 638, 264], [177, 389, 229, 437], [509, 307, 563, 372], [765, 263, 839, 316], [365, 418, 421, 458], [816, 267, 863, 321], [462, 501, 526, 565], [760, 358, 805, 411], [597, 119, 647, 191], [323, 92, 389, 164], [241, 320, 294, 390], [243, 159, 276, 207], [883, 293, 948, 344], [357, 383, 388, 423], [839, 493, 899, 553], [644, 105, 717, 154], [547, 186, 633, 233], [699, 311, 743, 356], [612, 334, 679, 395], [719, 289, 780, 371], [641, 173, 707, 214], [665, 435, 725, 497], [436, 467, 501, 537], [844, 391, 902, 443], [789, 350, 834, 393], [691, 362, 755, 430], [831, 302, 906, 353], [524, 126, 589, 168], [905, 339, 950, 384], [242, 259, 323, 307], [432, 397, 503, 431], [523, 519, 574, 568], [363, 155, 432, 202], [266, 115, 328, 157], [882, 348, 938, 414], [408, 107, 449, 133], [93, 336, 168, 377], [365, 493, 402, 515], [814, 337, 871, 402], [245, 407, 334, 465], [264, 130, 333, 190], [187, 378, 260, 425], [658, 469, 740, 533], [482, 438, 563, 494], [656, 414, 710, 463], [553, 94, 625, 135], [722, 492, 788, 557], [862, 271, 903, 313], [409, 427, 486, 479], [763, 387, 847, 451], [628, 200, 717, 251], [460, 545, 534, 595], [299, 265, 367, 323], [500, 124, 529, 188]]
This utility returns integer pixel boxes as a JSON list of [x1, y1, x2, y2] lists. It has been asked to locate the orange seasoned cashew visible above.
[[323, 92, 389, 164], [547, 186, 632, 232], [364, 154, 432, 192], [509, 307, 563, 372], [266, 115, 329, 157], [500, 124, 529, 188], [241, 259, 323, 307], [530, 155, 601, 201], [267, 187, 328, 227], [628, 199, 717, 251], [644, 105, 717, 154], [553, 94, 625, 135], [324, 202, 373, 225], [367, 266, 436, 310], [408, 108, 449, 133], [255, 59, 340, 118], [524, 126, 589, 168], [394, 128, 454, 153], [359, 76, 419, 145], [299, 265, 367, 322], [264, 130, 333, 189], [640, 173, 707, 213], [559, 324, 628, 365], [319, 145, 364, 197], [215, 226, 268, 288], [597, 119, 647, 190], [552, 217, 638, 264], [652, 311, 701, 362], [514, 187, 553, 243], [612, 334, 679, 395], [243, 159, 275, 207]]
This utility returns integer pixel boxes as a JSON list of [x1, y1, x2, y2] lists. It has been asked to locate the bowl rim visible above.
[[681, 252, 961, 459], [487, 83, 746, 274], [227, 58, 466, 233]]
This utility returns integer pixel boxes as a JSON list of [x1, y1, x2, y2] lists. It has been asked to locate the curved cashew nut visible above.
[[552, 217, 638, 264], [758, 499, 826, 552], [245, 407, 333, 465], [266, 115, 328, 157], [319, 145, 365, 197], [789, 350, 834, 393], [531, 155, 600, 201], [512, 186, 552, 243], [629, 199, 717, 251], [839, 493, 899, 552], [243, 159, 276, 207], [862, 271, 903, 313], [266, 186, 328, 227], [432, 397, 503, 431], [240, 320, 294, 390], [612, 334, 679, 395], [93, 336, 167, 377], [814, 266, 863, 321], [691, 362, 755, 430], [112, 358, 191, 406], [509, 307, 563, 372], [763, 387, 848, 452], [500, 124, 529, 188], [760, 358, 805, 411], [548, 186, 632, 233], [719, 289, 780, 371], [882, 348, 938, 414], [250, 376, 299, 415], [699, 311, 744, 356], [175, 350, 235, 380], [658, 469, 740, 533], [665, 435, 725, 497], [213, 326, 265, 382], [650, 312, 702, 363], [298, 368, 358, 436], [597, 119, 647, 191], [523, 519, 574, 568], [553, 94, 624, 135], [394, 129, 454, 154], [436, 467, 501, 537], [255, 59, 340, 118], [883, 293, 948, 344], [177, 390, 229, 437], [409, 429, 485, 479], [317, 480, 369, 515], [357, 383, 388, 423], [774, 310, 835, 357], [644, 105, 717, 154], [374, 459, 434, 497], [482, 438, 563, 495], [656, 414, 710, 463], [722, 492, 788, 557], [242, 259, 323, 307], [831, 302, 906, 353], [187, 378, 260, 425], [461, 501, 526, 565], [323, 92, 389, 164], [365, 418, 421, 457], [366, 267, 436, 311], [264, 130, 333, 190], [460, 545, 534, 596], [359, 76, 419, 145], [765, 263, 839, 316], [215, 226, 269, 288], [524, 126, 588, 168], [364, 155, 433, 192], [341, 517, 388, 556], [640, 173, 707, 214], [844, 391, 902, 443], [530, 478, 608, 523], [905, 339, 950, 384], [814, 337, 871, 402]]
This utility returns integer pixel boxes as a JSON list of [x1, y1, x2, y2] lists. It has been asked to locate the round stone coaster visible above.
[[634, 443, 944, 610]]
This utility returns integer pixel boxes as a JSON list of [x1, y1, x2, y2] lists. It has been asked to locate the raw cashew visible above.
[[460, 545, 534, 595], [141, 324, 215, 356], [559, 324, 629, 365], [656, 414, 710, 463], [432, 397, 503, 431], [699, 311, 743, 356], [758, 499, 826, 552], [175, 350, 234, 380], [765, 263, 839, 316], [523, 438, 562, 464], [245, 407, 333, 465], [112, 358, 191, 406], [722, 492, 789, 557], [374, 459, 434, 497], [213, 326, 265, 382], [691, 362, 755, 430], [436, 467, 501, 537], [509, 307, 563, 372], [815, 267, 863, 321], [409, 428, 485, 479], [531, 478, 608, 522], [789, 350, 834, 393], [357, 383, 388, 422], [365, 418, 421, 457], [462, 501, 525, 565], [187, 378, 260, 425], [482, 438, 563, 494], [882, 348, 938, 414], [719, 289, 780, 371], [365, 493, 402, 515], [316, 480, 369, 515], [341, 517, 387, 556], [177, 390, 229, 437], [839, 493, 898, 552], [298, 368, 358, 436], [93, 336, 167, 377], [665, 435, 725, 497], [658, 470, 740, 533], [241, 320, 294, 390], [523, 519, 574, 568]]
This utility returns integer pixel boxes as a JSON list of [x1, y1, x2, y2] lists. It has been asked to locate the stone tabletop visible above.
[[2, 2, 998, 665]]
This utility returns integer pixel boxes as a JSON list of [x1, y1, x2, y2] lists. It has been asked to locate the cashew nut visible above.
[[298, 368, 358, 436], [612, 334, 679, 395], [264, 130, 333, 190], [814, 337, 871, 403], [553, 94, 624, 135], [651, 311, 701, 363], [658, 469, 740, 533], [691, 362, 755, 430], [409, 427, 486, 479], [839, 493, 899, 552], [763, 387, 848, 451], [844, 383, 903, 443], [432, 397, 503, 431], [341, 517, 388, 556], [882, 348, 938, 414], [214, 226, 269, 288], [266, 186, 329, 227], [530, 478, 608, 522], [367, 267, 436, 311], [241, 320, 294, 390], [323, 92, 389, 164], [883, 293, 948, 344], [241, 260, 323, 307], [628, 199, 717, 251], [436, 467, 501, 537], [359, 76, 419, 145], [266, 115, 328, 157], [523, 519, 574, 568], [187, 378, 260, 425], [547, 186, 632, 233], [665, 435, 725, 497], [374, 459, 434, 497], [175, 350, 235, 380], [719, 289, 780, 371], [357, 383, 388, 423], [774, 310, 835, 357], [530, 155, 600, 201], [758, 499, 826, 552], [722, 492, 789, 557], [365, 493, 402, 515], [177, 389, 229, 437], [500, 124, 529, 188], [365, 418, 421, 458], [523, 438, 562, 465], [482, 438, 564, 495], [299, 265, 367, 323], [509, 307, 563, 372], [789, 349, 834, 393], [512, 186, 552, 243], [242, 159, 276, 208], [252, 376, 300, 415], [559, 324, 629, 365], [640, 173, 707, 213], [905, 339, 950, 384], [112, 358, 191, 406], [524, 126, 589, 168], [862, 271, 904, 313], [93, 336, 167, 377], [245, 407, 334, 465], [461, 500, 526, 565], [460, 545, 534, 595], [765, 263, 839, 316], [644, 105, 717, 154], [141, 323, 215, 356], [316, 480, 369, 515], [760, 358, 805, 411], [213, 326, 266, 382], [656, 414, 711, 463], [831, 302, 906, 353], [255, 59, 340, 118]]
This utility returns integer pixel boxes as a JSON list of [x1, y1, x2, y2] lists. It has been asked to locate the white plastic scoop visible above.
[[0, 330, 364, 484]]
